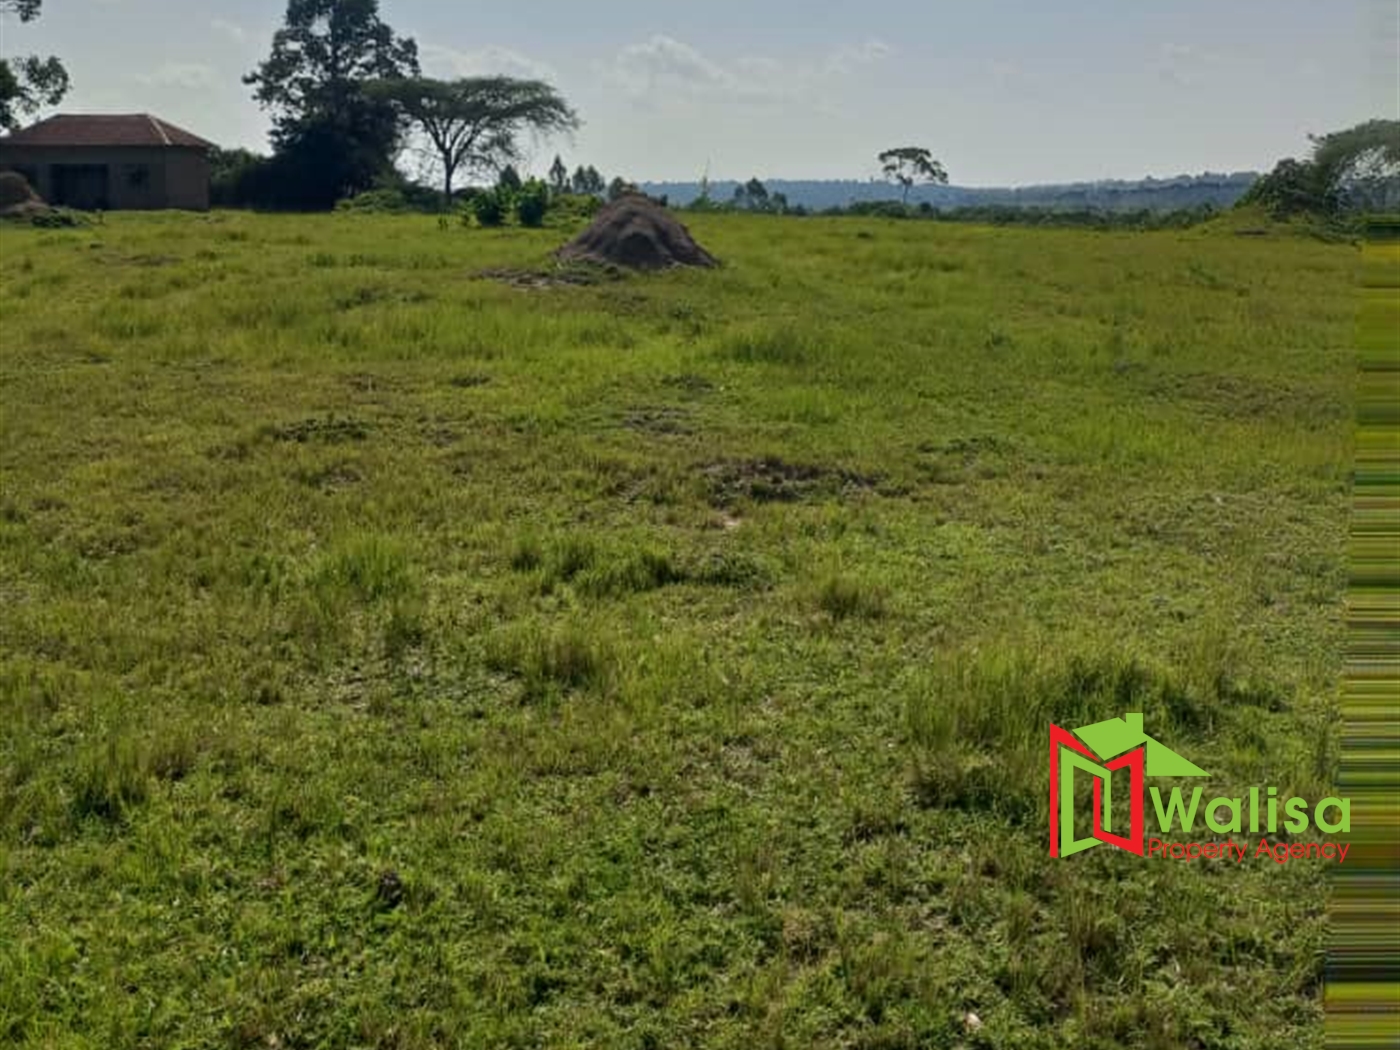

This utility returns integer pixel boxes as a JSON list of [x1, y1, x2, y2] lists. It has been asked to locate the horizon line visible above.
[[636, 171, 1262, 190]]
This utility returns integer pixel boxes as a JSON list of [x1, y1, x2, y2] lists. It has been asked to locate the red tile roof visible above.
[[0, 114, 215, 149]]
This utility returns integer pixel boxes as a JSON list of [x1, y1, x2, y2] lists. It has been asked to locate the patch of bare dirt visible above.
[[448, 373, 491, 389], [704, 457, 879, 506], [0, 200, 53, 221], [622, 406, 693, 436], [266, 417, 371, 444], [662, 373, 716, 396]]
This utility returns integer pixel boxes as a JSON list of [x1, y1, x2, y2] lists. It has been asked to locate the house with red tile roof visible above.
[[0, 114, 216, 211]]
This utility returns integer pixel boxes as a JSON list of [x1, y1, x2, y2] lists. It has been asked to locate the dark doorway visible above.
[[51, 164, 110, 209]]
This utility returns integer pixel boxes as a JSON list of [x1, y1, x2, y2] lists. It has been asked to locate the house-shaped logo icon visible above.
[[1049, 713, 1209, 858]]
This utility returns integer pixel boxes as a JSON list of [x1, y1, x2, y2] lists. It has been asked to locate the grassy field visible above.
[[0, 209, 1360, 1048]]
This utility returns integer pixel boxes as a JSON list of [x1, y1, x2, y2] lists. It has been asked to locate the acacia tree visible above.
[[245, 0, 418, 207], [0, 0, 70, 130], [1241, 119, 1400, 216], [1310, 119, 1400, 211], [370, 76, 577, 205], [878, 146, 948, 204]]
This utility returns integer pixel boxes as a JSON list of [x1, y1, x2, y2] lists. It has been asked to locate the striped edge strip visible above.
[[1327, 218, 1400, 1048]]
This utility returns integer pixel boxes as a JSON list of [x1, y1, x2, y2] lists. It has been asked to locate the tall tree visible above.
[[1309, 119, 1400, 210], [370, 76, 577, 204], [245, 0, 418, 207], [878, 146, 948, 204], [742, 177, 770, 211], [0, 0, 70, 131], [548, 154, 570, 195], [1241, 119, 1400, 217], [572, 165, 604, 196], [496, 164, 523, 193]]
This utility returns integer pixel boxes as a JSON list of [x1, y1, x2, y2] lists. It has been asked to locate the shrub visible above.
[[471, 189, 508, 227], [515, 178, 550, 228], [1237, 157, 1334, 218], [209, 147, 271, 208], [395, 179, 449, 212], [28, 208, 90, 228], [335, 188, 411, 213], [551, 192, 602, 223], [847, 200, 912, 219]]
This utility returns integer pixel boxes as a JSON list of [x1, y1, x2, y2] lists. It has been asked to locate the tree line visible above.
[[1240, 120, 1400, 218], [4, 0, 1394, 223], [211, 0, 594, 210]]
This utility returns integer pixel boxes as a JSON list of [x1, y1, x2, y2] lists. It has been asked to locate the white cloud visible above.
[[420, 44, 557, 82], [136, 63, 216, 91], [1154, 43, 1222, 87], [211, 18, 247, 43], [605, 35, 744, 98], [824, 39, 894, 76], [600, 35, 893, 107]]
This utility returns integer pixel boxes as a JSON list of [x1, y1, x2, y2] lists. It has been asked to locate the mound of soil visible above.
[[0, 170, 39, 209], [0, 200, 54, 221], [557, 194, 717, 271], [0, 171, 62, 223]]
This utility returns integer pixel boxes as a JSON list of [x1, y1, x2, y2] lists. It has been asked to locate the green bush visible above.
[[1237, 158, 1334, 218], [209, 147, 271, 208], [335, 188, 411, 213], [551, 193, 602, 223], [515, 179, 550, 228], [29, 208, 91, 228], [470, 189, 508, 227]]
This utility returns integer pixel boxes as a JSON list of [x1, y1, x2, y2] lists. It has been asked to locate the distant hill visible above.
[[639, 173, 1260, 213]]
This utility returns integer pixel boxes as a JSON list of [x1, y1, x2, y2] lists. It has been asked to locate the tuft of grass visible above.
[[508, 531, 544, 571], [509, 532, 694, 599], [72, 733, 151, 823], [313, 532, 416, 602], [486, 620, 619, 700], [686, 548, 776, 590], [814, 571, 888, 621], [383, 597, 428, 659], [718, 324, 813, 365], [577, 548, 684, 598]]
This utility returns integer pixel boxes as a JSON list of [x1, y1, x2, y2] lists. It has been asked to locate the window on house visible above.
[[126, 165, 151, 189]]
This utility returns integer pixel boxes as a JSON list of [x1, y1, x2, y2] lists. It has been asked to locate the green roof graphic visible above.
[[1072, 713, 1209, 777]]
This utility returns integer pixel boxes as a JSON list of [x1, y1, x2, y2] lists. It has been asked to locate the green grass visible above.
[[0, 209, 1360, 1048]]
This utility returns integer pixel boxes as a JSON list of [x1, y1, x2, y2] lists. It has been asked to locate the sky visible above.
[[2, 0, 1396, 186]]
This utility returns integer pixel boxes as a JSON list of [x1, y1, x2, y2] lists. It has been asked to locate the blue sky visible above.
[[3, 0, 1396, 184]]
